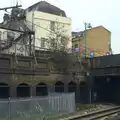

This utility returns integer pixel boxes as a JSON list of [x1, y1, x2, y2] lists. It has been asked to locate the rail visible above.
[[60, 106, 120, 120]]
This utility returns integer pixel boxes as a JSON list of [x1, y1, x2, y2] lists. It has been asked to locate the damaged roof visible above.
[[72, 31, 83, 38], [26, 1, 67, 17]]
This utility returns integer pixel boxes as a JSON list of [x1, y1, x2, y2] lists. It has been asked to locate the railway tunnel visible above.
[[91, 76, 120, 104], [0, 83, 10, 98], [87, 54, 120, 104]]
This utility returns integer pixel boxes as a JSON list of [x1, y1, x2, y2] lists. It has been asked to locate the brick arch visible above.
[[68, 81, 77, 93], [17, 83, 30, 98], [36, 82, 48, 96], [80, 81, 87, 103], [0, 82, 10, 98], [55, 81, 64, 92]]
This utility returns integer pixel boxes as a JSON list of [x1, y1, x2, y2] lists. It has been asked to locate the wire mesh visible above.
[[0, 93, 76, 120]]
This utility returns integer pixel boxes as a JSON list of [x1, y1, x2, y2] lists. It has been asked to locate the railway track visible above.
[[61, 106, 120, 120]]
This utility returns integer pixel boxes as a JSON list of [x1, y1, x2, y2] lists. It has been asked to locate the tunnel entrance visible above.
[[68, 81, 76, 93], [80, 82, 87, 103], [55, 81, 64, 92], [36, 83, 48, 96], [0, 83, 10, 98], [68, 81, 77, 101], [17, 83, 30, 98], [113, 76, 120, 104], [93, 76, 120, 104]]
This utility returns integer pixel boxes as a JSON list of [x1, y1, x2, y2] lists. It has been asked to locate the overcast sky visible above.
[[0, 0, 120, 54]]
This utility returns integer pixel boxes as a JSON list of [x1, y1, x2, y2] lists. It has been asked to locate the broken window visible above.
[[75, 44, 78, 48], [50, 21, 55, 31]]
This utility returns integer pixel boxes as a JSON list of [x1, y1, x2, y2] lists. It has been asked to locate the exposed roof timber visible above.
[[26, 1, 66, 17], [0, 5, 22, 11], [0, 26, 34, 34]]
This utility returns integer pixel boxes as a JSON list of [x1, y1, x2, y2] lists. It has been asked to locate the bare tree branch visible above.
[[46, 21, 69, 52]]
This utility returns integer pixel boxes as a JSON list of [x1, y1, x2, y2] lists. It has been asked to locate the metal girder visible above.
[[0, 26, 34, 34], [0, 5, 22, 11], [90, 67, 120, 76]]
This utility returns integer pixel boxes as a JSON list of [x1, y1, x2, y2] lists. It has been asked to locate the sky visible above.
[[0, 0, 120, 54]]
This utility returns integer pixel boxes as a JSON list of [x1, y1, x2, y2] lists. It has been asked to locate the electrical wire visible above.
[[1, 9, 108, 56], [26, 20, 105, 56], [35, 37, 103, 57], [2, 7, 107, 56]]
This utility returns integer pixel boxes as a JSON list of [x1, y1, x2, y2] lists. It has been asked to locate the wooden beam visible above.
[[0, 26, 35, 34], [0, 5, 22, 11]]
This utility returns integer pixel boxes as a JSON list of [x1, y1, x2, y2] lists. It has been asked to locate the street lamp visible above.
[[84, 22, 92, 58]]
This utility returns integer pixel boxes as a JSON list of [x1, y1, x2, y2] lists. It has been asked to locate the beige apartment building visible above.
[[72, 26, 112, 57]]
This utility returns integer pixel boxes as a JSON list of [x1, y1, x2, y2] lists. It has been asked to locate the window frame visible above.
[[50, 21, 55, 31]]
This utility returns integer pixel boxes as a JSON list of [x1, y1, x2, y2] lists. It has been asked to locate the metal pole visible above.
[[8, 97, 11, 120], [89, 88, 91, 104], [84, 23, 87, 58]]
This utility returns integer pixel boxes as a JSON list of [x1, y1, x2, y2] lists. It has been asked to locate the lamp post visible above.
[[84, 22, 92, 57]]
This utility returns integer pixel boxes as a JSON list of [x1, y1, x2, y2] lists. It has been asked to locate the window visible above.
[[50, 39, 55, 48], [75, 44, 78, 48], [50, 21, 55, 31], [41, 38, 45, 48], [0, 58, 10, 68]]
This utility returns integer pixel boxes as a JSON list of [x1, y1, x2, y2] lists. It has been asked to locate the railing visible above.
[[0, 93, 76, 120]]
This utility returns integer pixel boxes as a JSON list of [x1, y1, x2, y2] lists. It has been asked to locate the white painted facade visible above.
[[26, 11, 72, 51], [0, 10, 72, 56], [0, 28, 29, 56]]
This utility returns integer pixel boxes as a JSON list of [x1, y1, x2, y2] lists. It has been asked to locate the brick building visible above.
[[72, 26, 112, 57]]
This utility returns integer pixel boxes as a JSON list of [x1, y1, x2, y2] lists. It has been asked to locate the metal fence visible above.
[[0, 93, 76, 120]]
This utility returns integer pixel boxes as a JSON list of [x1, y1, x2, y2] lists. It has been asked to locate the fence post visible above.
[[8, 97, 11, 120]]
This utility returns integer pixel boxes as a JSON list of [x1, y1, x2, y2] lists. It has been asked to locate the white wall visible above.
[[0, 28, 29, 56], [26, 11, 72, 50]]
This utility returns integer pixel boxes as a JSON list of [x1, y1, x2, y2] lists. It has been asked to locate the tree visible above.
[[38, 21, 88, 76], [46, 21, 70, 52], [44, 21, 72, 73]]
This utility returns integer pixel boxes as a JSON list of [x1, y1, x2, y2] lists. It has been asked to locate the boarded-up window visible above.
[[3, 31, 7, 40], [18, 60, 30, 67], [37, 62, 47, 68], [0, 58, 10, 68]]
